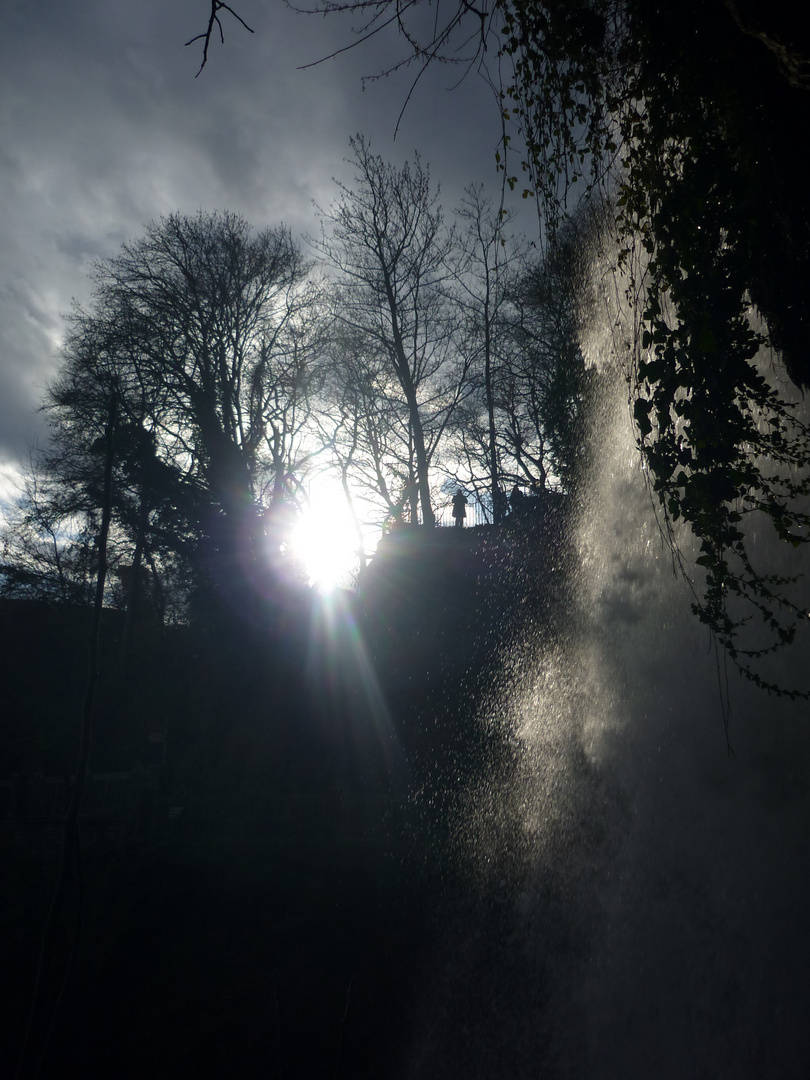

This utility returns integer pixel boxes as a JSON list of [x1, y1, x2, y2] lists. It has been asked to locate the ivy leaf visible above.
[[634, 397, 653, 436]]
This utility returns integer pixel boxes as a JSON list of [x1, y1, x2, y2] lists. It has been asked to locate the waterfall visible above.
[[406, 327, 810, 1077]]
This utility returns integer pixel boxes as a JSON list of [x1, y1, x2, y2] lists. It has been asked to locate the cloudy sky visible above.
[[0, 0, 522, 505]]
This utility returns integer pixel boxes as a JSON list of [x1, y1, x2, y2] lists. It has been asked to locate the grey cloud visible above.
[[0, 0, 524, 489]]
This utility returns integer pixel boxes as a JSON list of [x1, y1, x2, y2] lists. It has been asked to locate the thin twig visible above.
[[186, 1, 255, 77]]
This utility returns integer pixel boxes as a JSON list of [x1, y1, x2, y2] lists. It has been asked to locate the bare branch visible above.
[[293, 0, 422, 70], [289, 0, 495, 135], [186, 1, 255, 77]]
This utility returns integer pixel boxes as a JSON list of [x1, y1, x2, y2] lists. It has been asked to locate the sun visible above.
[[288, 478, 368, 593]]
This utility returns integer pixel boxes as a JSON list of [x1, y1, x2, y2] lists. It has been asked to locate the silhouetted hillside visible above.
[[1, 508, 575, 1079]]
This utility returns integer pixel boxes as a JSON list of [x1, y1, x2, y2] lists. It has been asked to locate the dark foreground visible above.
[[2, 515, 571, 1078]]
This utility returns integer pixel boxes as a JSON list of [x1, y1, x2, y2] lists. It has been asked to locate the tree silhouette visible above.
[[297, 0, 810, 686], [4, 212, 318, 615], [446, 186, 527, 522], [312, 136, 470, 527]]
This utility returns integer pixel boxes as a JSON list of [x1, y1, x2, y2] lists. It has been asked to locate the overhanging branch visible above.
[[186, 1, 255, 77]]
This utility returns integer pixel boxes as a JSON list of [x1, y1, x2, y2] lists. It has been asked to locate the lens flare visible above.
[[289, 480, 364, 592]]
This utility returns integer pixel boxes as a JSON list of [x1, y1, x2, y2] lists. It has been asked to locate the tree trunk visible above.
[[383, 273, 436, 527]]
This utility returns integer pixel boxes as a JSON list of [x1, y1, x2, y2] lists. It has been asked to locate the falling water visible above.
[[406, 295, 810, 1077]]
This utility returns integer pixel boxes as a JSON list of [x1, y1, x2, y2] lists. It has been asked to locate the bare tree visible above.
[[1, 462, 95, 604], [446, 186, 528, 521], [312, 136, 467, 527], [91, 213, 314, 594], [317, 324, 414, 528], [253, 282, 327, 507], [443, 199, 598, 509], [4, 212, 319, 613]]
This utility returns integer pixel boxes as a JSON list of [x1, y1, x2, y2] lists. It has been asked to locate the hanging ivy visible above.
[[304, 0, 810, 690], [495, 0, 810, 694]]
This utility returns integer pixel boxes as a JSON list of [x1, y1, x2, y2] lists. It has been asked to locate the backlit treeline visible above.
[[1, 136, 595, 615]]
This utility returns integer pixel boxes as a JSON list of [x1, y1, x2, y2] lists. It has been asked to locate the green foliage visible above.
[[619, 125, 810, 693], [495, 0, 619, 230], [493, 0, 810, 690]]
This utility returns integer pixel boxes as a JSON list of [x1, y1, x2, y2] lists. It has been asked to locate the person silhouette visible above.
[[510, 484, 525, 516], [452, 490, 468, 528]]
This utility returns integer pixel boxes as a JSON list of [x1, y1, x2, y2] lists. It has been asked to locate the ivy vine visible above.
[[495, 0, 810, 695]]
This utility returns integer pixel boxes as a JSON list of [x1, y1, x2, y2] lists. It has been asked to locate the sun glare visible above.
[[289, 479, 368, 593]]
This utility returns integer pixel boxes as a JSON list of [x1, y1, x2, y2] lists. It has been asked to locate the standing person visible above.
[[510, 484, 525, 517], [452, 490, 468, 528]]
